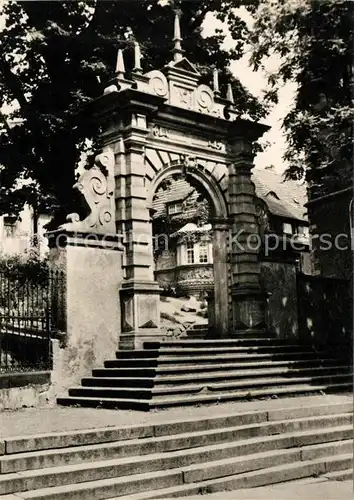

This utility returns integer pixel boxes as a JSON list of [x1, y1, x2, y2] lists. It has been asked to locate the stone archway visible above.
[[88, 20, 269, 348], [147, 159, 231, 338]]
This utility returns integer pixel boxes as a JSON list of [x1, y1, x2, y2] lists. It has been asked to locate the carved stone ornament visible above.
[[208, 140, 223, 151], [59, 149, 116, 234], [152, 125, 168, 138], [180, 155, 197, 179], [184, 155, 197, 169], [196, 84, 214, 113], [146, 70, 169, 98]]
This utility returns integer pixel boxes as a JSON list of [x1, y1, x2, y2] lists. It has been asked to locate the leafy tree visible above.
[[235, 0, 354, 198], [0, 0, 265, 227]]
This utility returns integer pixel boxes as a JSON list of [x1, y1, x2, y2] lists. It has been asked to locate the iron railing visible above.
[[0, 269, 64, 373]]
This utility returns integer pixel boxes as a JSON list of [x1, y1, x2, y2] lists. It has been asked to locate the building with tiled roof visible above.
[[152, 167, 311, 296]]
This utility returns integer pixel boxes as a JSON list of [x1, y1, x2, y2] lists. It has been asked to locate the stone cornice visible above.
[[228, 119, 270, 143], [90, 88, 270, 142], [90, 88, 166, 122]]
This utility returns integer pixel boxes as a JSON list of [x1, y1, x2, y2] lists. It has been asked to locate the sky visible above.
[[0, 2, 294, 174], [202, 8, 296, 174]]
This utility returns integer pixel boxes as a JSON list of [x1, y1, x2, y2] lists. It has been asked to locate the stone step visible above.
[[58, 382, 352, 410], [103, 351, 335, 368], [3, 447, 352, 499], [69, 373, 352, 400], [93, 358, 345, 378], [83, 366, 351, 388], [149, 382, 353, 408], [299, 437, 353, 461], [57, 396, 150, 410], [120, 345, 319, 357], [115, 350, 159, 359], [1, 414, 351, 474], [144, 338, 302, 349], [324, 468, 353, 481], [158, 346, 319, 355], [4, 401, 351, 454], [115, 454, 353, 500]]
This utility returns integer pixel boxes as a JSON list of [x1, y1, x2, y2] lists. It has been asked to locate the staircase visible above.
[[0, 401, 352, 499], [57, 331, 352, 411]]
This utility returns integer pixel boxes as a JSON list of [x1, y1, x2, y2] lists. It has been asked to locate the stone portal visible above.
[[88, 13, 268, 347], [53, 13, 269, 350]]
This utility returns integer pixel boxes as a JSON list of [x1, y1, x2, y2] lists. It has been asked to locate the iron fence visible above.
[[0, 269, 64, 373]]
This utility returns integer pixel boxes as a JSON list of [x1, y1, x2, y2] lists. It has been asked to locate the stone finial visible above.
[[115, 48, 126, 79], [213, 68, 220, 95], [133, 41, 143, 73], [226, 83, 234, 104], [172, 11, 184, 62]]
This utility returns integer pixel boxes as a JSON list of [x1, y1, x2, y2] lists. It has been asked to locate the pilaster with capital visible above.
[[115, 112, 162, 349], [210, 217, 232, 337], [228, 137, 266, 332]]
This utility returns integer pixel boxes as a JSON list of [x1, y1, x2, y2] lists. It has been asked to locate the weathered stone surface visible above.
[[48, 234, 123, 396]]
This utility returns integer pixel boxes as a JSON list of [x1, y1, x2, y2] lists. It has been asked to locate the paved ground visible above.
[[173, 480, 354, 499], [0, 393, 352, 438]]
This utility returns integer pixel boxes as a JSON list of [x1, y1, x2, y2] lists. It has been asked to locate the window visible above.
[[283, 222, 293, 235], [168, 202, 182, 215], [199, 241, 208, 263], [3, 217, 16, 238], [186, 241, 194, 264]]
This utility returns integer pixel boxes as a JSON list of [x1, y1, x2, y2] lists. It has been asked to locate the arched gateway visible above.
[[50, 14, 269, 353]]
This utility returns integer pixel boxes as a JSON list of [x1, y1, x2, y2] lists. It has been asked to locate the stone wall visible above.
[[307, 188, 352, 279], [155, 248, 176, 272], [297, 274, 352, 355], [260, 260, 299, 341], [49, 235, 124, 395], [0, 372, 52, 410]]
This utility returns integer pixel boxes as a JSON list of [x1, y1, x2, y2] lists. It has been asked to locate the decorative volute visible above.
[[59, 149, 116, 235]]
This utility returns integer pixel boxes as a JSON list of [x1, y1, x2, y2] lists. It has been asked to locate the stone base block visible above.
[[120, 280, 162, 349], [232, 286, 267, 333]]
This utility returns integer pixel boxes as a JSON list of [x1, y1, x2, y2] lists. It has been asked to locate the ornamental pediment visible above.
[[167, 57, 200, 75], [142, 69, 223, 118]]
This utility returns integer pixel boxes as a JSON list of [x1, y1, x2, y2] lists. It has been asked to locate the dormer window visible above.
[[266, 191, 280, 200], [283, 222, 293, 235], [168, 202, 182, 215]]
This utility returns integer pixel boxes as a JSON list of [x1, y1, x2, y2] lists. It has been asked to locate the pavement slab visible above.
[[168, 479, 354, 500], [0, 394, 352, 439]]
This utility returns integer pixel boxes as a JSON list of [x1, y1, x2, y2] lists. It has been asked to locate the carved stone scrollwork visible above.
[[196, 84, 214, 113], [208, 140, 223, 150], [152, 125, 168, 138], [59, 149, 116, 234], [146, 70, 169, 97]]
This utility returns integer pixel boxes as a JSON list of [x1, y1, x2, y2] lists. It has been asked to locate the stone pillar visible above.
[[210, 217, 231, 337], [47, 231, 124, 396], [118, 115, 161, 349], [228, 138, 266, 332]]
